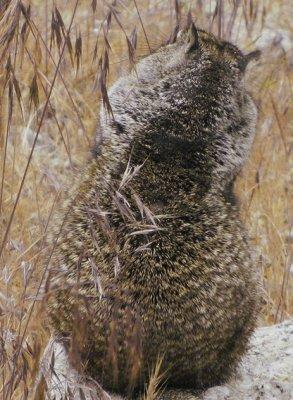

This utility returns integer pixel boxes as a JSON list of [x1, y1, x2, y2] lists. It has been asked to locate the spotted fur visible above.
[[48, 26, 261, 397]]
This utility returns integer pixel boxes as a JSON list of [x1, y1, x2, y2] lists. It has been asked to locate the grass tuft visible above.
[[0, 0, 291, 397]]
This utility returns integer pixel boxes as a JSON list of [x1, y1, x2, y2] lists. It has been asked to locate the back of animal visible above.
[[48, 23, 261, 397]]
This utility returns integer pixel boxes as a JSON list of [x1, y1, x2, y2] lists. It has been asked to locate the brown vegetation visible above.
[[0, 0, 291, 398]]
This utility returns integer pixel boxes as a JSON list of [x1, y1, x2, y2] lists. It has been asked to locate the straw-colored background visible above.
[[0, 1, 291, 397]]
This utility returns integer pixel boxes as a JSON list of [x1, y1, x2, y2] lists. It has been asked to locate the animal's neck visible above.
[[128, 130, 217, 209]]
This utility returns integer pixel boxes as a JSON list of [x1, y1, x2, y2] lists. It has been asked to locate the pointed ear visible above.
[[245, 50, 261, 63], [185, 22, 199, 54], [240, 49, 261, 71]]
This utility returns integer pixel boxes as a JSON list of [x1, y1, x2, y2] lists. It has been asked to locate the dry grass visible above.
[[0, 0, 292, 398]]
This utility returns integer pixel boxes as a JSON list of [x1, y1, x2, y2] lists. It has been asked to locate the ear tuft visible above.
[[245, 49, 261, 63], [185, 22, 199, 54], [240, 49, 261, 71]]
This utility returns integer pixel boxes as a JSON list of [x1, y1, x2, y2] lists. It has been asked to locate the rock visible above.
[[206, 319, 293, 400], [38, 320, 293, 400]]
